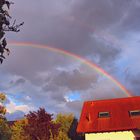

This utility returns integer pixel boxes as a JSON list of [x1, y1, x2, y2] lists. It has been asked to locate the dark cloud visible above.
[[0, 0, 139, 119], [124, 73, 140, 96], [10, 78, 26, 86], [115, 1, 140, 33], [46, 69, 98, 91], [7, 0, 123, 66], [70, 0, 129, 30], [65, 101, 83, 117]]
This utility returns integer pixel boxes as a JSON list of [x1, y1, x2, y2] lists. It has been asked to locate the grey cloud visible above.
[[1, 47, 81, 85], [120, 6, 140, 32], [15, 78, 25, 85], [0, 0, 138, 119], [60, 101, 83, 117], [10, 78, 26, 86], [6, 0, 122, 66], [124, 73, 140, 96], [6, 111, 25, 121], [51, 69, 98, 91], [41, 66, 99, 92], [107, 1, 140, 37], [70, 0, 128, 30], [1, 70, 129, 119]]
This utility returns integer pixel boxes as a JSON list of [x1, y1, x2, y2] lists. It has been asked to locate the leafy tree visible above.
[[54, 113, 74, 140], [0, 93, 11, 140], [0, 93, 6, 102], [11, 119, 29, 140], [68, 118, 84, 140], [0, 0, 24, 64], [0, 118, 11, 140], [50, 130, 70, 140], [0, 93, 6, 116], [24, 108, 60, 140]]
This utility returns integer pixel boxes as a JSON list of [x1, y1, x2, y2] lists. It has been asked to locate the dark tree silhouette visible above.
[[24, 108, 60, 140], [68, 117, 84, 140], [0, 0, 24, 64]]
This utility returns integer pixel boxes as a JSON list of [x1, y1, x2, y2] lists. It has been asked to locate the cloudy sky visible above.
[[0, 0, 140, 120]]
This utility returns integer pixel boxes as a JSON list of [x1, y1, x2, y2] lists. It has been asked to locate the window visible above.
[[98, 112, 110, 118], [129, 110, 140, 117]]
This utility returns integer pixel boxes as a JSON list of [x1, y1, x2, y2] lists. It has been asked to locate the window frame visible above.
[[98, 111, 110, 118], [129, 110, 140, 117]]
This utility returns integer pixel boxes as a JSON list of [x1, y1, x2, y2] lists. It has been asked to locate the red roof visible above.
[[77, 96, 140, 133]]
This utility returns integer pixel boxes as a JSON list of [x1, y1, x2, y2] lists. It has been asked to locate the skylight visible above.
[[129, 110, 140, 117], [98, 112, 110, 118]]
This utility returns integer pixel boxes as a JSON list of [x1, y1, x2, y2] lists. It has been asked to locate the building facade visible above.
[[77, 96, 140, 140]]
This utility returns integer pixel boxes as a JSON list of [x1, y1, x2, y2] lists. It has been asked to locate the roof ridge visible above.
[[84, 96, 140, 103]]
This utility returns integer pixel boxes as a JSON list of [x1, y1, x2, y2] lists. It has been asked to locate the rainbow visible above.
[[8, 42, 132, 97]]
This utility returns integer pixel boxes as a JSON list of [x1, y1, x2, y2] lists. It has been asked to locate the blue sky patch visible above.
[[65, 91, 81, 102]]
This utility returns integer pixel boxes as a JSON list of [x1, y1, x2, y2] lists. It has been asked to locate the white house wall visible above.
[[85, 130, 140, 140]]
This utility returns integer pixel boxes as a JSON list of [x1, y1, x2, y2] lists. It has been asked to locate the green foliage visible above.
[[0, 93, 11, 140], [68, 118, 85, 140], [0, 117, 11, 140], [54, 113, 74, 140], [11, 119, 29, 140], [0, 93, 6, 102], [0, 95, 83, 140], [0, 93, 6, 116], [55, 113, 74, 133]]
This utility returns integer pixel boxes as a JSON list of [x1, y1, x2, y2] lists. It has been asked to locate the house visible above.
[[77, 96, 140, 140]]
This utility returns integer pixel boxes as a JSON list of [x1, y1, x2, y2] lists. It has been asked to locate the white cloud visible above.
[[6, 99, 34, 113], [24, 96, 31, 101]]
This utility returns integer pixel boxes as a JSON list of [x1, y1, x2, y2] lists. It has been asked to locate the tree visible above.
[[0, 118, 11, 140], [68, 118, 84, 140], [0, 93, 11, 140], [11, 119, 29, 140], [0, 0, 24, 64], [24, 108, 60, 140], [54, 113, 74, 140], [0, 93, 6, 117]]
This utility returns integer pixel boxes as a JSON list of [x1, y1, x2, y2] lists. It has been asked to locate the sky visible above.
[[0, 0, 140, 120]]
